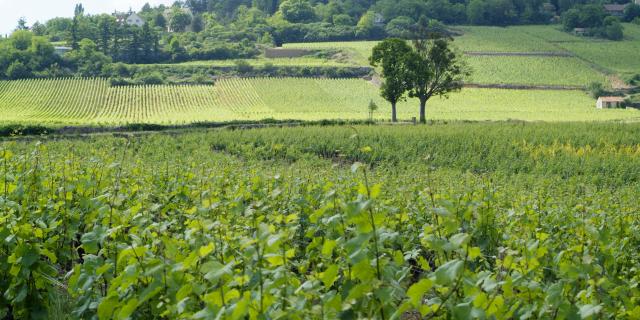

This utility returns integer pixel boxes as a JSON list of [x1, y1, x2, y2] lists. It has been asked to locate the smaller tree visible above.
[[153, 13, 167, 29], [587, 82, 605, 99], [170, 8, 192, 32], [369, 38, 413, 122], [279, 0, 316, 23], [15, 17, 29, 31], [368, 100, 378, 121], [6, 61, 31, 79], [624, 4, 640, 23]]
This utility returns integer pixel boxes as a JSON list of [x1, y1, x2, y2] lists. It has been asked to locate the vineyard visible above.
[[0, 78, 638, 125], [466, 56, 606, 86], [1, 123, 640, 319]]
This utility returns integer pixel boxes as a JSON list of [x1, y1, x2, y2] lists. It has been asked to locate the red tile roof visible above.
[[604, 4, 627, 11], [598, 96, 625, 102]]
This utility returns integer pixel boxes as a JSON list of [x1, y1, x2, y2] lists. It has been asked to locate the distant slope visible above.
[[285, 24, 640, 87]]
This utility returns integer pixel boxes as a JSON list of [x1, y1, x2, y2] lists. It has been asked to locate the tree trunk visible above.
[[391, 102, 397, 122], [419, 98, 427, 124]]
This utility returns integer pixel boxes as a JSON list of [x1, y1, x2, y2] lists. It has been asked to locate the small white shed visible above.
[[596, 96, 625, 109]]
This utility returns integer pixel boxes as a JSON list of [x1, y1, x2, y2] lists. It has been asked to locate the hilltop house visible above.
[[126, 13, 145, 27], [597, 96, 625, 109], [112, 11, 145, 27], [374, 13, 385, 26], [603, 4, 628, 17], [573, 27, 587, 36], [54, 46, 72, 56]]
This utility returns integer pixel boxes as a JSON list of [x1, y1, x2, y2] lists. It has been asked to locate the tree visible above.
[[71, 4, 85, 49], [624, 4, 640, 23], [170, 8, 193, 32], [16, 17, 29, 31], [31, 22, 46, 36], [153, 13, 168, 29], [333, 14, 354, 26], [369, 38, 413, 122], [66, 38, 112, 76], [385, 16, 415, 38], [11, 30, 33, 51], [367, 100, 379, 121], [356, 10, 384, 39], [97, 15, 114, 55], [405, 22, 468, 123], [191, 14, 204, 32], [5, 61, 31, 79], [600, 16, 623, 41], [279, 0, 316, 23]]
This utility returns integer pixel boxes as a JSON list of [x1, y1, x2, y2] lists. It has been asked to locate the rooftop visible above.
[[603, 4, 628, 11], [598, 96, 625, 102]]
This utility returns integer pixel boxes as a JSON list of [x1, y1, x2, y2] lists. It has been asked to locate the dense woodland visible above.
[[0, 0, 639, 81]]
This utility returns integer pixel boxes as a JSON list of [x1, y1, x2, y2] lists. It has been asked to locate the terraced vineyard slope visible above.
[[285, 24, 640, 87]]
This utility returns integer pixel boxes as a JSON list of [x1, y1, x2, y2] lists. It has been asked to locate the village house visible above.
[[374, 13, 385, 26], [603, 4, 628, 18], [126, 13, 145, 27], [596, 96, 625, 109], [54, 46, 72, 56], [573, 27, 587, 36]]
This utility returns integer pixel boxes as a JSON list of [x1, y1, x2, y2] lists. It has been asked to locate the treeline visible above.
[[28, 0, 640, 50], [562, 3, 640, 40]]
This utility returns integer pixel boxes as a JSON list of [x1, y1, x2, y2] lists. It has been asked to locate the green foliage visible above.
[[169, 8, 193, 32], [587, 81, 606, 98], [65, 39, 112, 77], [356, 11, 384, 39], [5, 62, 31, 80], [279, 0, 317, 23], [1, 123, 640, 318], [0, 31, 61, 80]]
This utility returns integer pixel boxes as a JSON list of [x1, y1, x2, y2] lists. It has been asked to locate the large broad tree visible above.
[[369, 39, 413, 122], [405, 20, 468, 123]]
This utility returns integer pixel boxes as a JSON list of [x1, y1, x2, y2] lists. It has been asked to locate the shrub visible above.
[[333, 14, 354, 26], [587, 82, 606, 98], [135, 71, 165, 85], [234, 60, 254, 74]]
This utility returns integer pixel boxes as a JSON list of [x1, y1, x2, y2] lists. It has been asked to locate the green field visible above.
[[0, 78, 637, 125], [2, 123, 640, 318]]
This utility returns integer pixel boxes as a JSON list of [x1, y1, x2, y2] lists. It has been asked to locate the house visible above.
[[54, 46, 72, 56], [126, 13, 145, 27], [373, 13, 385, 26], [603, 4, 628, 17], [596, 96, 625, 109], [573, 27, 587, 36]]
